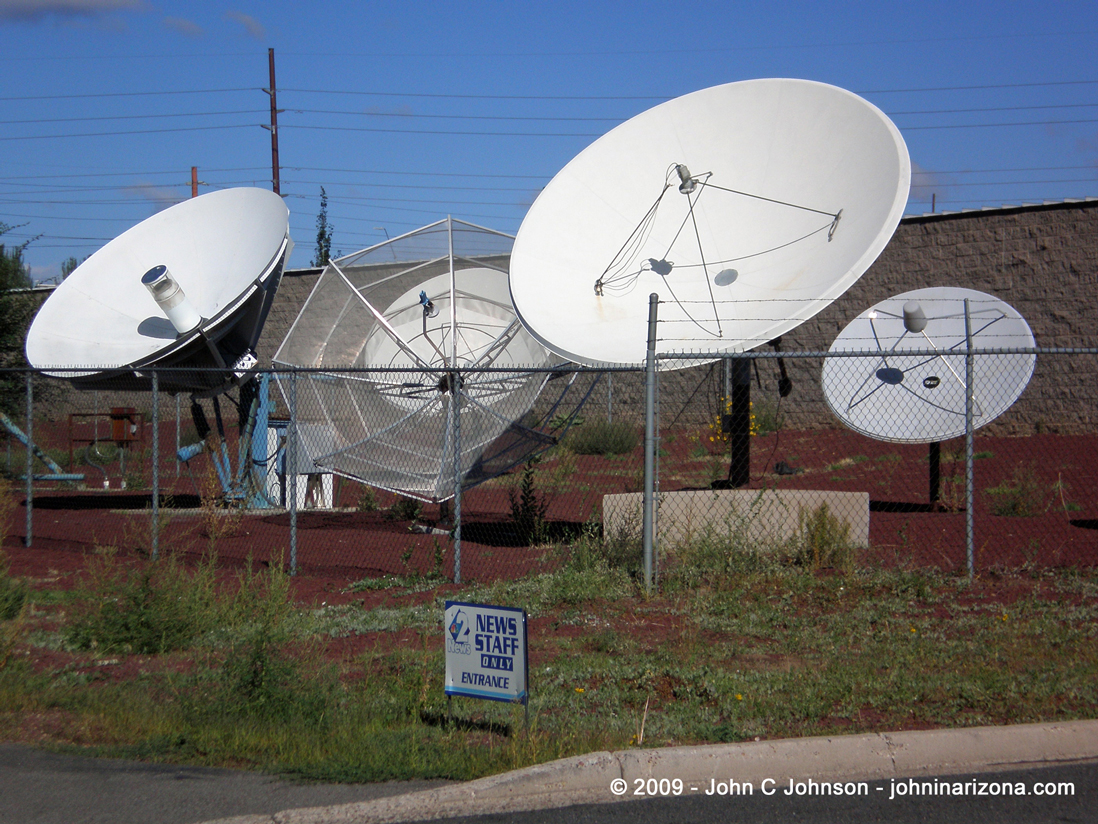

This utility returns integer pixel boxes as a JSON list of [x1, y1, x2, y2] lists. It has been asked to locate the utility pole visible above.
[[262, 47, 281, 195], [190, 167, 207, 198]]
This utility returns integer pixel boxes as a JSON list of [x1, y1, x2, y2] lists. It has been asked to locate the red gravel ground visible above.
[[4, 428, 1097, 598]]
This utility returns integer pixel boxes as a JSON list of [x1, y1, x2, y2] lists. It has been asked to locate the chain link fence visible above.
[[3, 349, 1096, 584]]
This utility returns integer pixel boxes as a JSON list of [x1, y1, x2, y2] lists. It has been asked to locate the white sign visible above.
[[444, 601, 527, 705]]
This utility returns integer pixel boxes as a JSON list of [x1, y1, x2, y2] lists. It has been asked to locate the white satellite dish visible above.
[[509, 78, 910, 366], [274, 218, 584, 502], [26, 187, 291, 394], [822, 287, 1037, 443]]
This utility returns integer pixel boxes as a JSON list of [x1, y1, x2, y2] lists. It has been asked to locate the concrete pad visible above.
[[603, 488, 870, 551]]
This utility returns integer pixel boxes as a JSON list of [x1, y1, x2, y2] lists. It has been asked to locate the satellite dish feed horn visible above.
[[903, 301, 927, 333], [141, 265, 202, 336]]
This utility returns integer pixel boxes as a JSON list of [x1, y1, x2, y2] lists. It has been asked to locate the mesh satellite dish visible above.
[[274, 218, 587, 502], [508, 78, 910, 366], [822, 287, 1036, 443], [26, 187, 291, 395]]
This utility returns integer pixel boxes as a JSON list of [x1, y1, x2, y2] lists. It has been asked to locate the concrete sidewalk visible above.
[[200, 718, 1098, 824]]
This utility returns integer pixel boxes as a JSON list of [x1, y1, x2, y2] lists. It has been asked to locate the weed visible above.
[[986, 464, 1047, 517], [197, 629, 336, 728], [66, 549, 219, 655], [387, 496, 423, 522], [752, 398, 784, 436], [824, 456, 868, 472], [564, 419, 638, 456], [0, 550, 27, 671], [199, 460, 243, 545], [1050, 474, 1080, 514], [509, 457, 549, 545], [936, 474, 965, 512], [0, 551, 26, 622], [356, 487, 379, 513], [794, 504, 855, 574], [0, 608, 24, 671], [549, 413, 583, 431], [0, 480, 14, 549], [120, 502, 173, 558]]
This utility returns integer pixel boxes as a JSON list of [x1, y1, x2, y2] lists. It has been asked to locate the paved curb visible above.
[[198, 719, 1098, 824]]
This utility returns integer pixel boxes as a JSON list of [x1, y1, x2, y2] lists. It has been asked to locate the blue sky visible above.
[[1, 0, 1095, 282]]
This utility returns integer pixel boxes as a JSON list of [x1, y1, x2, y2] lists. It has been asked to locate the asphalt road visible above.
[[0, 743, 448, 824], [408, 762, 1098, 824], [3, 742, 1095, 824]]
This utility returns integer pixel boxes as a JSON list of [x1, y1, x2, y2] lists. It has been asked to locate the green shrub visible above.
[[203, 626, 337, 727], [65, 550, 295, 656], [66, 550, 219, 655], [564, 419, 638, 456]]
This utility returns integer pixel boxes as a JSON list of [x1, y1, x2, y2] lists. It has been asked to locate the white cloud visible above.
[[125, 183, 180, 213], [224, 9, 264, 40], [0, 0, 144, 22], [163, 15, 202, 37]]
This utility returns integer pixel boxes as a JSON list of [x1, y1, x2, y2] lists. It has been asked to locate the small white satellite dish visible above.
[[822, 287, 1037, 443], [274, 218, 582, 501], [509, 78, 910, 366], [26, 187, 291, 394]]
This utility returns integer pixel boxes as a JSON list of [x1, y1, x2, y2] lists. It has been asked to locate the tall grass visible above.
[[2, 518, 1097, 784]]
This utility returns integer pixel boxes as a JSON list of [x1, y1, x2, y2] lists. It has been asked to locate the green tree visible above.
[[312, 187, 333, 267], [61, 256, 80, 279], [0, 224, 35, 414]]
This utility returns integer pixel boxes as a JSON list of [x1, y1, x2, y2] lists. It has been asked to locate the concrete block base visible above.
[[603, 488, 870, 551]]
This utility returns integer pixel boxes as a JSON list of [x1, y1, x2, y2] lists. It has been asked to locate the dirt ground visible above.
[[4, 427, 1098, 596]]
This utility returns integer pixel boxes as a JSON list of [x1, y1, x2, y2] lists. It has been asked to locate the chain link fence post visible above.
[[643, 294, 658, 593], [24, 371, 32, 547], [288, 368, 298, 575], [964, 299, 975, 579], [452, 368, 462, 585], [151, 370, 159, 560]]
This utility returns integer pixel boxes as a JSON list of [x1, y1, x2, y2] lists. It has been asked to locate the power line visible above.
[[0, 124, 260, 142], [287, 108, 623, 123], [899, 117, 1098, 131], [0, 88, 256, 102], [861, 79, 1098, 94], [0, 109, 266, 126]]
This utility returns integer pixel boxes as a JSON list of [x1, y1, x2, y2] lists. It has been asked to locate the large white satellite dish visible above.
[[274, 218, 584, 502], [26, 187, 291, 394], [509, 78, 910, 366], [822, 287, 1036, 443]]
